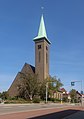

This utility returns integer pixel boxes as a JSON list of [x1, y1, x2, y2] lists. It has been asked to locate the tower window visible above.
[[38, 45, 41, 49], [39, 51, 41, 62], [46, 53, 48, 64], [46, 46, 48, 50]]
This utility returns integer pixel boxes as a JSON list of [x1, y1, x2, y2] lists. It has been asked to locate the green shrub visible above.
[[49, 98, 61, 102], [50, 98, 55, 102], [63, 97, 68, 102], [55, 98, 61, 102], [4, 98, 31, 104], [33, 98, 40, 103]]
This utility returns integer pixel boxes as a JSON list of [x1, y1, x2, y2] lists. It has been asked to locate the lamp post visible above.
[[46, 82, 48, 103], [45, 79, 57, 103]]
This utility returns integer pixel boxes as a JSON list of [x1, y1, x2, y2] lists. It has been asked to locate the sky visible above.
[[0, 0, 84, 93]]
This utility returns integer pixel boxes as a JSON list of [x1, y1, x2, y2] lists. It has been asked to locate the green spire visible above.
[[38, 14, 47, 38], [34, 15, 51, 44]]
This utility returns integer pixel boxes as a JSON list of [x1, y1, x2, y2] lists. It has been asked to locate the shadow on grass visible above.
[[28, 109, 80, 119]]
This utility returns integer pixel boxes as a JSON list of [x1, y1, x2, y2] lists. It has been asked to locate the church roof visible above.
[[34, 15, 51, 44], [8, 63, 35, 97], [21, 63, 35, 74]]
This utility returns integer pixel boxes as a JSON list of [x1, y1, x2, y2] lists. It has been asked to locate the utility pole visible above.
[[46, 82, 48, 103]]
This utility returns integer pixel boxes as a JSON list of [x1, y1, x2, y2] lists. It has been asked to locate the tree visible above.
[[0, 91, 8, 100], [39, 76, 63, 100], [48, 76, 63, 91], [69, 89, 76, 103], [18, 74, 63, 101], [18, 72, 40, 100], [39, 80, 46, 100]]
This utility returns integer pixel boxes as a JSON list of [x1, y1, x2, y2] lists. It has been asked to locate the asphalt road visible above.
[[0, 103, 83, 119], [0, 103, 73, 115], [64, 111, 84, 119]]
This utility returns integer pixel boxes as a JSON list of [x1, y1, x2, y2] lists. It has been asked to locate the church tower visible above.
[[34, 15, 51, 81]]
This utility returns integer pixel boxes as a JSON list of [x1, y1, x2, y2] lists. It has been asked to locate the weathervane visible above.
[[41, 6, 44, 14], [41, 6, 44, 10]]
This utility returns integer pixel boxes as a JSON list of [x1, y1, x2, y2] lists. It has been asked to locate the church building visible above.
[[8, 15, 51, 97]]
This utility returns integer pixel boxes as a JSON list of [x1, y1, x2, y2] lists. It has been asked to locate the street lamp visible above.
[[46, 82, 48, 103], [45, 79, 57, 103]]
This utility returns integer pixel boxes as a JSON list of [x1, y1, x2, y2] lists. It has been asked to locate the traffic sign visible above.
[[71, 82, 75, 86]]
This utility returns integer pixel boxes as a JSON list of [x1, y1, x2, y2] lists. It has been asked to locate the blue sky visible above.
[[0, 0, 84, 93]]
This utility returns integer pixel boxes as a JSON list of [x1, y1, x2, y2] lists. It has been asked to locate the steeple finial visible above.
[[41, 6, 44, 10]]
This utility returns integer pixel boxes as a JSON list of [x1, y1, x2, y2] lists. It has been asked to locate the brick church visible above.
[[8, 15, 51, 97]]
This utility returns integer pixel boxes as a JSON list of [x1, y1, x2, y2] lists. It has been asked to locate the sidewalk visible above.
[[64, 110, 84, 119]]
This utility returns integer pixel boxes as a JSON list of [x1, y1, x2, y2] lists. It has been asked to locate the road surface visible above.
[[0, 103, 83, 119]]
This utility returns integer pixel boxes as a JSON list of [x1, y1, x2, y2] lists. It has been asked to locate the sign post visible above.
[[71, 80, 83, 106]]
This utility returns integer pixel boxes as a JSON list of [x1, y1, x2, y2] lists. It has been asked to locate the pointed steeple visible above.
[[38, 14, 47, 38], [34, 15, 51, 44]]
